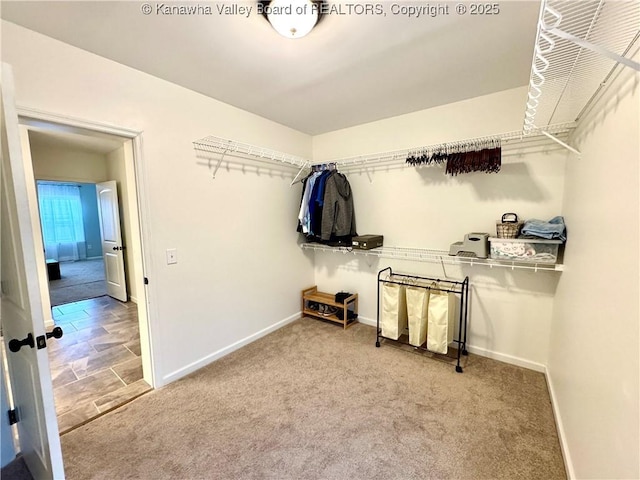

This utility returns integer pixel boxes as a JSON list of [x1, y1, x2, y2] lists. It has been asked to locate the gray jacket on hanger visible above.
[[321, 172, 357, 240]]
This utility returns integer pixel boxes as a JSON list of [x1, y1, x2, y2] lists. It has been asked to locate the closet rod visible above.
[[312, 122, 577, 168], [193, 135, 309, 169], [193, 122, 576, 179]]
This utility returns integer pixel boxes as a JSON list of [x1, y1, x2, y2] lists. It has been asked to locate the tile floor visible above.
[[49, 295, 151, 434]]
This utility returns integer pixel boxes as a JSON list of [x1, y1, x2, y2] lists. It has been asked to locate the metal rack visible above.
[[300, 243, 564, 272], [193, 135, 310, 183], [376, 267, 470, 373], [524, 0, 640, 132], [320, 123, 577, 174], [193, 122, 577, 181]]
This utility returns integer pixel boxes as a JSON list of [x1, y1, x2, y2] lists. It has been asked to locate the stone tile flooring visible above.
[[49, 296, 151, 434]]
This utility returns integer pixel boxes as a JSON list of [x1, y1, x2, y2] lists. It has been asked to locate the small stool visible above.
[[46, 259, 61, 280]]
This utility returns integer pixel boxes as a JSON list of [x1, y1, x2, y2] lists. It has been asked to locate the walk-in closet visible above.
[[1, 1, 638, 479]]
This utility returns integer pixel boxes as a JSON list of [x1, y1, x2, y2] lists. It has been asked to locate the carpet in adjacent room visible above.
[[49, 259, 107, 306]]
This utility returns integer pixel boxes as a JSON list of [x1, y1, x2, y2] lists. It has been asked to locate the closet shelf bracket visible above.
[[541, 131, 581, 155], [290, 164, 308, 187], [546, 25, 640, 72], [211, 147, 228, 179]]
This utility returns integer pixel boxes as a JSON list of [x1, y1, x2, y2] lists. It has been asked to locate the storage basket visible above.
[[489, 237, 562, 264], [496, 213, 523, 239]]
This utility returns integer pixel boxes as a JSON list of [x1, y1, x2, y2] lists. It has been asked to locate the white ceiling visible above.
[[1, 1, 541, 135]]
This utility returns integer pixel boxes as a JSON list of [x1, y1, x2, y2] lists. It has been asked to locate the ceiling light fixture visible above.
[[259, 0, 324, 39]]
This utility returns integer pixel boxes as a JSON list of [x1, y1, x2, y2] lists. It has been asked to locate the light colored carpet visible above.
[[49, 259, 107, 306], [60, 318, 566, 480], [0, 456, 33, 480]]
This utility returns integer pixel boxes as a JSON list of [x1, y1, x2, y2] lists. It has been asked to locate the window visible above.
[[37, 182, 86, 261]]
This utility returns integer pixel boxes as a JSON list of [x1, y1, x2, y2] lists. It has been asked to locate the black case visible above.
[[352, 235, 384, 250], [335, 292, 352, 304]]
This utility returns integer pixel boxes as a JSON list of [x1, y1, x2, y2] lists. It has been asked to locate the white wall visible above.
[[2, 20, 314, 386], [29, 139, 109, 183], [548, 55, 640, 478], [312, 87, 569, 369]]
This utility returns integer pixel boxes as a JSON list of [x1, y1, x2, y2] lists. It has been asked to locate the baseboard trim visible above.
[[356, 315, 377, 327], [162, 312, 302, 385], [357, 318, 545, 373], [544, 366, 575, 479], [465, 345, 546, 373]]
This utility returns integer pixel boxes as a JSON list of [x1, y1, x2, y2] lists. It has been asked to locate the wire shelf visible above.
[[193, 135, 309, 168], [193, 124, 577, 180], [524, 0, 640, 131], [329, 123, 577, 173], [300, 243, 564, 272]]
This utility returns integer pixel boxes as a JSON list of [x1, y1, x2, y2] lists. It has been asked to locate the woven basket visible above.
[[496, 213, 523, 239]]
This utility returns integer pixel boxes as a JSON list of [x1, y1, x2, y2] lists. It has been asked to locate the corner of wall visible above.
[[547, 45, 640, 479]]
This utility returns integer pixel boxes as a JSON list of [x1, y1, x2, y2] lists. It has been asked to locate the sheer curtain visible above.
[[37, 183, 86, 262]]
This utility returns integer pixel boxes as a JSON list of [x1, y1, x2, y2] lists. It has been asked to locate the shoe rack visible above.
[[301, 286, 358, 329]]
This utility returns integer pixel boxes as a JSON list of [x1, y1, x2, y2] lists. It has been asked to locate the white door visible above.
[[96, 181, 127, 302], [1, 63, 65, 479]]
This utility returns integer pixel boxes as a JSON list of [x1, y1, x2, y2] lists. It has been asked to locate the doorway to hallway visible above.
[[48, 296, 151, 433]]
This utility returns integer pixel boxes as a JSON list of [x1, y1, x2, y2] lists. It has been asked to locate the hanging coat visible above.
[[320, 173, 357, 241]]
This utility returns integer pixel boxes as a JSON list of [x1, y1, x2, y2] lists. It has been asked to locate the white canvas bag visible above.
[[406, 286, 430, 347], [381, 283, 408, 340], [426, 287, 456, 354]]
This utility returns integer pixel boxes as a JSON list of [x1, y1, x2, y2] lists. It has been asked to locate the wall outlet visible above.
[[166, 248, 178, 265], [87, 244, 92, 250]]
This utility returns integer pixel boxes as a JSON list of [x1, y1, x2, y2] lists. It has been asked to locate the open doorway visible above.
[[23, 123, 153, 434], [37, 180, 108, 307]]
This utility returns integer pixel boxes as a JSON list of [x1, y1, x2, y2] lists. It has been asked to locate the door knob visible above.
[[8, 333, 34, 353], [46, 326, 64, 340]]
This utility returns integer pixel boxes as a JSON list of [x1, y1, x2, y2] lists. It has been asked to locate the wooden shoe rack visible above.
[[301, 286, 358, 329]]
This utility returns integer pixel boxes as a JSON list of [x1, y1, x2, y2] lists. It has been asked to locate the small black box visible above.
[[335, 292, 352, 304], [352, 235, 384, 250]]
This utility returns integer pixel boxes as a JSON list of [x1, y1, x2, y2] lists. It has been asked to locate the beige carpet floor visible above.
[[49, 259, 107, 306], [60, 318, 566, 480]]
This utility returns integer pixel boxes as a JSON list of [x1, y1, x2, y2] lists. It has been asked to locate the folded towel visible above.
[[520, 216, 566, 242]]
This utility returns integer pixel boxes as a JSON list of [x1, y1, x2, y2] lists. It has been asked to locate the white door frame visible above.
[[16, 106, 158, 389]]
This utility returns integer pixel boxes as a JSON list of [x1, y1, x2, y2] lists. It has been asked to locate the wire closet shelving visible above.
[[192, 1, 640, 274], [299, 243, 564, 273], [524, 0, 640, 132], [192, 122, 578, 182]]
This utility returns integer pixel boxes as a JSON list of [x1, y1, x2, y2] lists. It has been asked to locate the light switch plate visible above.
[[166, 248, 178, 265]]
